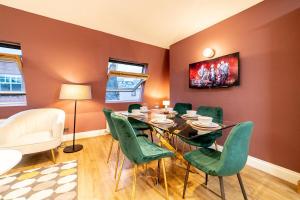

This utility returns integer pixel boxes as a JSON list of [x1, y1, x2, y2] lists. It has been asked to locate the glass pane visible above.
[[0, 84, 10, 91], [0, 76, 4, 83], [107, 76, 143, 90], [11, 77, 17, 83], [11, 84, 22, 91], [108, 62, 144, 73], [105, 87, 142, 103], [0, 47, 22, 55], [105, 60, 145, 103]]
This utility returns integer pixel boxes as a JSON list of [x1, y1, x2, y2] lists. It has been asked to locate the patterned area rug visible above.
[[0, 160, 78, 200]]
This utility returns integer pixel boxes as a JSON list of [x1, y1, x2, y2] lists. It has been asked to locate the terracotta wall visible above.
[[170, 0, 300, 172], [0, 5, 169, 133]]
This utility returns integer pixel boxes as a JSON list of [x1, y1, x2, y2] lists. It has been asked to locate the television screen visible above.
[[189, 52, 240, 88]]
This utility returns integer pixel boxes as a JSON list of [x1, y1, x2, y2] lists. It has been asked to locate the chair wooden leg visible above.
[[297, 180, 300, 193], [218, 176, 225, 200], [50, 149, 56, 163], [182, 162, 191, 199], [205, 173, 208, 186], [161, 158, 169, 200], [214, 141, 219, 151], [131, 164, 138, 200], [115, 155, 125, 192], [107, 137, 114, 163], [114, 144, 120, 179], [237, 173, 248, 200]]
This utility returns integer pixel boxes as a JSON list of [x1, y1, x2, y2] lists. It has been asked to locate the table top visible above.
[[0, 149, 22, 175], [119, 109, 236, 140]]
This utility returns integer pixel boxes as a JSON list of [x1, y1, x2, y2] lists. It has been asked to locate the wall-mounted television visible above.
[[189, 52, 240, 89]]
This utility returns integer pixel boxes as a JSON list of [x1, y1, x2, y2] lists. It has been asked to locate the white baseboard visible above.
[[216, 145, 300, 185], [62, 129, 109, 142]]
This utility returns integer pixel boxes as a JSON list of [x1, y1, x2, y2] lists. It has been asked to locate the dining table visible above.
[[118, 109, 236, 167]]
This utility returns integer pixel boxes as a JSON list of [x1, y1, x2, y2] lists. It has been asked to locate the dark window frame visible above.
[[105, 58, 149, 103]]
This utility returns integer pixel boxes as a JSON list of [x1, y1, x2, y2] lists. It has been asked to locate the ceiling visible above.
[[0, 0, 263, 48]]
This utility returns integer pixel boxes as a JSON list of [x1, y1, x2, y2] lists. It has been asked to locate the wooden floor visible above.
[[9, 135, 300, 200]]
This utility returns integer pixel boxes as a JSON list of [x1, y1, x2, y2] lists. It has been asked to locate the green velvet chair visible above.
[[102, 108, 147, 179], [111, 113, 174, 200], [128, 103, 153, 141], [128, 103, 142, 113], [182, 121, 254, 200], [173, 103, 192, 116], [178, 106, 223, 150]]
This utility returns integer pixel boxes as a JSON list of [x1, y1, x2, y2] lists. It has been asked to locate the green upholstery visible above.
[[174, 103, 192, 115], [102, 108, 147, 138], [128, 104, 151, 131], [197, 106, 223, 124], [179, 106, 223, 148], [111, 113, 174, 164], [128, 104, 142, 113], [184, 121, 254, 176], [129, 117, 151, 130], [103, 108, 119, 140], [180, 135, 216, 148]]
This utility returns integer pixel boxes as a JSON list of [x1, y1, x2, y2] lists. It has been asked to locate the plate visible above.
[[150, 119, 174, 125], [192, 121, 220, 128], [182, 114, 199, 119], [128, 113, 145, 117]]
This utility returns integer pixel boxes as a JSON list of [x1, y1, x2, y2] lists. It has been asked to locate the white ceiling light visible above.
[[202, 48, 215, 58], [0, 0, 263, 48]]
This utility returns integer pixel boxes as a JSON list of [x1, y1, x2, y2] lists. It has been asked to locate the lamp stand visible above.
[[63, 100, 83, 153]]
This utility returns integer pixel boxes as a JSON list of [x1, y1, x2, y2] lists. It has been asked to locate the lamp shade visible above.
[[59, 84, 92, 100], [162, 100, 170, 106]]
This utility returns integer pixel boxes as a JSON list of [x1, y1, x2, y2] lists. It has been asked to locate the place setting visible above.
[[187, 115, 222, 133], [181, 110, 199, 120], [150, 114, 175, 127], [121, 109, 146, 119]]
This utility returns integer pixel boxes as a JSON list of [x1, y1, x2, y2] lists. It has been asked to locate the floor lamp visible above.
[[59, 84, 92, 153]]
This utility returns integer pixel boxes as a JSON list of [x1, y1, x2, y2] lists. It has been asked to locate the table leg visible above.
[[153, 127, 185, 162], [152, 127, 199, 174]]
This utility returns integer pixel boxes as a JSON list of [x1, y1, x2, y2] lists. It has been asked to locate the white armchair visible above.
[[0, 108, 65, 161]]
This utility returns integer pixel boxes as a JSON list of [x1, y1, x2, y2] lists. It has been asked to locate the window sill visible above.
[[0, 102, 27, 107]]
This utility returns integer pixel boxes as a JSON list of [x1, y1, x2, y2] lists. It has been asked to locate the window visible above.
[[0, 42, 27, 106], [105, 59, 149, 103]]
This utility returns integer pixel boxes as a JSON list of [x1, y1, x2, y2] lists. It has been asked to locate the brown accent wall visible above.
[[170, 0, 300, 172], [0, 5, 169, 133]]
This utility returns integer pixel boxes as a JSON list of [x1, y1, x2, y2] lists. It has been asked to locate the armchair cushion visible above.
[[0, 108, 65, 155]]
